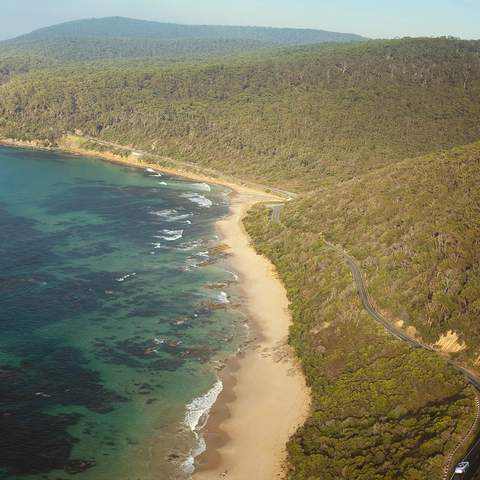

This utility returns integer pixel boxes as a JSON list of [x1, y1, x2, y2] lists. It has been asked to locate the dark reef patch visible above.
[[0, 346, 125, 476]]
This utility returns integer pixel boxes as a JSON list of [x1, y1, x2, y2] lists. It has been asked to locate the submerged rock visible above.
[[64, 459, 96, 474]]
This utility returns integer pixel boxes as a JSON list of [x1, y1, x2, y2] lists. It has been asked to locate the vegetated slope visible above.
[[0, 16, 364, 62], [0, 38, 479, 189], [244, 205, 476, 480], [0, 56, 59, 85], [7, 16, 365, 44], [288, 141, 480, 366], [0, 37, 277, 62]]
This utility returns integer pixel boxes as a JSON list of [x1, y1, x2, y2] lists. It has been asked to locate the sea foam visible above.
[[149, 209, 193, 222], [226, 270, 239, 282], [146, 168, 163, 177], [116, 273, 137, 282], [216, 291, 230, 304], [190, 183, 212, 192], [181, 193, 213, 208], [182, 380, 223, 475], [154, 229, 184, 241], [177, 239, 204, 252]]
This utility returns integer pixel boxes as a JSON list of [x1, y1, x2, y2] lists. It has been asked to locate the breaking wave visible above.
[[181, 193, 213, 208], [182, 380, 223, 476]]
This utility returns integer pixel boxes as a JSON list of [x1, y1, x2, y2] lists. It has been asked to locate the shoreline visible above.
[[0, 136, 295, 201], [1, 136, 310, 480], [192, 191, 310, 480]]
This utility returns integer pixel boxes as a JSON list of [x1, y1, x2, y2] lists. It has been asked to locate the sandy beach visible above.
[[192, 190, 310, 480]]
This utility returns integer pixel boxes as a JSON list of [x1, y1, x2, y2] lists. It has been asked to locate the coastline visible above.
[[192, 191, 310, 480], [0, 136, 296, 200], [0, 136, 311, 479]]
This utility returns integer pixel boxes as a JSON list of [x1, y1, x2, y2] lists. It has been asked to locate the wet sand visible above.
[[192, 190, 310, 480]]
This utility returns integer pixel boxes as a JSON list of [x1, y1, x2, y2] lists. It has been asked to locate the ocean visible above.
[[0, 147, 244, 480]]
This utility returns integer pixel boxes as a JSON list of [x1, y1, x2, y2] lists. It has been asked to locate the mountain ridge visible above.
[[5, 16, 366, 44], [0, 17, 365, 62]]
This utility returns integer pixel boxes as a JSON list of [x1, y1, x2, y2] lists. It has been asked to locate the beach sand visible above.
[[192, 190, 310, 480]]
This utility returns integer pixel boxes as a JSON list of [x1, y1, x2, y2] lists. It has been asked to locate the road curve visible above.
[[328, 243, 426, 349], [267, 202, 480, 478]]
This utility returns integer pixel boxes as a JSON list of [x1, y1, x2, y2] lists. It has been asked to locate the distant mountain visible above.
[[0, 17, 365, 62], [8, 16, 366, 44]]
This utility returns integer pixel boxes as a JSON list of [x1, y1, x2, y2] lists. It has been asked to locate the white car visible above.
[[455, 461, 470, 474]]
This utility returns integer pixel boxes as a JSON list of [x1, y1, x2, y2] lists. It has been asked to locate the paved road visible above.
[[337, 247, 426, 349], [268, 204, 284, 223], [449, 434, 480, 480]]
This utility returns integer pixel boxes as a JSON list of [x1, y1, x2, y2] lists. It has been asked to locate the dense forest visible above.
[[0, 56, 58, 85], [0, 37, 278, 62], [1, 31, 480, 478], [244, 141, 480, 478], [287, 141, 480, 362], [1, 38, 479, 190]]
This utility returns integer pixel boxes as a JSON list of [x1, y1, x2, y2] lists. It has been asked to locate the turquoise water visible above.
[[0, 147, 243, 480]]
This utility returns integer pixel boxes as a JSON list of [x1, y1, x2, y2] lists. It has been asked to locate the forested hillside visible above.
[[244, 140, 480, 478], [0, 56, 58, 85], [288, 141, 480, 363], [0, 37, 276, 62], [2, 34, 480, 478], [0, 38, 479, 189]]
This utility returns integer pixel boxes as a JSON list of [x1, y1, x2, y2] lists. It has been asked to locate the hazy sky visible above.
[[1, 0, 479, 41]]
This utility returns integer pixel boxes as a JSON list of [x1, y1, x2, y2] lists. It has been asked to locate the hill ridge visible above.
[[4, 16, 365, 44]]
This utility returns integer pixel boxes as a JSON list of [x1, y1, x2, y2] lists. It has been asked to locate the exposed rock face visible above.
[[435, 330, 466, 353]]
